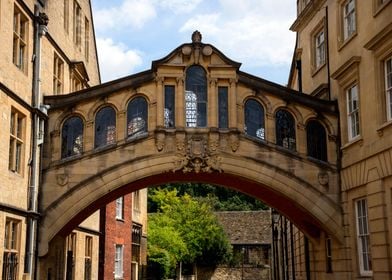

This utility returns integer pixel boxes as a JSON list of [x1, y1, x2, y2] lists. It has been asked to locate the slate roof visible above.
[[215, 210, 272, 245]]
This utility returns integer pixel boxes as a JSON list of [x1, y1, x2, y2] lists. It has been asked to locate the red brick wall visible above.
[[101, 193, 133, 280]]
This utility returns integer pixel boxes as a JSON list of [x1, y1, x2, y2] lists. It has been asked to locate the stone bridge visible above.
[[40, 32, 341, 257]]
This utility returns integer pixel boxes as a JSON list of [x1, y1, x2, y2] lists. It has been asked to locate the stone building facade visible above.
[[284, 0, 392, 279]]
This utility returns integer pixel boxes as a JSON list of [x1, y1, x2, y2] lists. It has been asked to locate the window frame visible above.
[[355, 199, 372, 276], [84, 17, 89, 61], [61, 116, 84, 159], [244, 99, 265, 140], [127, 96, 148, 138], [94, 106, 116, 149], [185, 65, 208, 128], [2, 219, 20, 280], [73, 0, 82, 47], [84, 236, 92, 280], [315, 28, 326, 69], [53, 53, 64, 95], [9, 109, 25, 174], [114, 244, 124, 279], [133, 190, 140, 212], [115, 196, 124, 220], [275, 109, 296, 151], [218, 86, 229, 129], [306, 120, 328, 162], [13, 4, 28, 72], [164, 85, 175, 128], [346, 84, 360, 140], [385, 55, 392, 121], [342, 0, 357, 42]]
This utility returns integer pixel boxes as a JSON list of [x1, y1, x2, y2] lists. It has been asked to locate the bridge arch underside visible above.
[[39, 153, 343, 257]]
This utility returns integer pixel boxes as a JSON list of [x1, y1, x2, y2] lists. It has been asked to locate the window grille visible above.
[[61, 116, 83, 158], [275, 109, 296, 151], [127, 97, 148, 137], [245, 99, 265, 140], [164, 85, 175, 128], [95, 106, 116, 148], [185, 65, 207, 127], [218, 87, 229, 129], [306, 120, 327, 161]]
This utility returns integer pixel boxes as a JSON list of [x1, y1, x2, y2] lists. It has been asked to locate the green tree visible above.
[[148, 188, 232, 278]]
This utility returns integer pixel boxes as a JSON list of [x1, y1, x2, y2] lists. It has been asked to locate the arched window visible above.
[[185, 65, 207, 127], [244, 99, 265, 140], [61, 116, 83, 158], [275, 109, 296, 151], [306, 120, 327, 161], [127, 97, 148, 137], [95, 106, 116, 148]]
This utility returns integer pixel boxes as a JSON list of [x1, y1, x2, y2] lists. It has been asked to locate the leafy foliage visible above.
[[148, 183, 268, 213], [147, 188, 232, 278]]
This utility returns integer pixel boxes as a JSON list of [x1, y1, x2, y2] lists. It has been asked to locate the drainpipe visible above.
[[296, 59, 303, 94], [325, 6, 331, 100], [25, 4, 48, 279]]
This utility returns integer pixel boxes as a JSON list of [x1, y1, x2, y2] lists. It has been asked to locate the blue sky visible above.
[[91, 0, 296, 85]]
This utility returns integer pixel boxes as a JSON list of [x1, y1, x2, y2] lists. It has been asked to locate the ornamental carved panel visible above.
[[173, 134, 222, 173]]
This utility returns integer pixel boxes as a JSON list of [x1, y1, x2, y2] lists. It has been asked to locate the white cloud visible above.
[[94, 0, 156, 31], [180, 0, 296, 67], [157, 0, 203, 14], [96, 37, 143, 82]]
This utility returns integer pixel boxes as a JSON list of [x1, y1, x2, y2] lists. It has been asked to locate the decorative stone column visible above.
[[176, 76, 185, 128], [229, 78, 237, 128], [208, 77, 218, 128], [155, 76, 164, 128]]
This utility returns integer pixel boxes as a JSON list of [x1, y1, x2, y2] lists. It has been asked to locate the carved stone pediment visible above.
[[173, 134, 222, 173]]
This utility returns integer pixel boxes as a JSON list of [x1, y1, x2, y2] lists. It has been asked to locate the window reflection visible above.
[[275, 109, 296, 151], [95, 106, 116, 148], [306, 120, 327, 161], [127, 97, 148, 137], [61, 116, 83, 158], [245, 99, 265, 140], [185, 65, 207, 127]]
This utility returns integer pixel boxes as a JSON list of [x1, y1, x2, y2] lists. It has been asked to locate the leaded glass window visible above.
[[127, 97, 148, 137], [95, 106, 116, 148], [276, 109, 296, 151], [164, 85, 175, 128], [185, 65, 207, 127], [245, 99, 265, 140], [218, 87, 228, 129], [61, 116, 83, 158], [306, 120, 327, 161]]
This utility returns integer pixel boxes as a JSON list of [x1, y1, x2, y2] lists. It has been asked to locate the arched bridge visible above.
[[40, 32, 341, 256]]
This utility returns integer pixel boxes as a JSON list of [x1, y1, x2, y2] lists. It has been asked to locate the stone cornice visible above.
[[331, 56, 361, 80], [364, 22, 392, 51], [290, 0, 326, 32]]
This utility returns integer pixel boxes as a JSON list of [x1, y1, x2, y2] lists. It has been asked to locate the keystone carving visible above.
[[173, 135, 222, 173]]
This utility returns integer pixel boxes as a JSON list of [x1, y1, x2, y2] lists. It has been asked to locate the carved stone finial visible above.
[[192, 30, 202, 43]]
